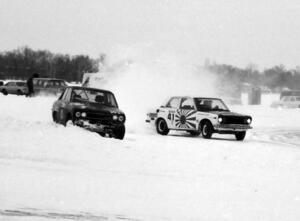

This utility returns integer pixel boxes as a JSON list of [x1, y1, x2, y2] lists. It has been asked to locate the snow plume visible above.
[[88, 46, 218, 132]]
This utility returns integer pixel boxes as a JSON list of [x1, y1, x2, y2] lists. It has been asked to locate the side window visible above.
[[36, 80, 43, 87], [282, 96, 289, 102], [5, 82, 13, 86], [290, 97, 296, 102], [166, 97, 181, 108], [180, 98, 195, 109]]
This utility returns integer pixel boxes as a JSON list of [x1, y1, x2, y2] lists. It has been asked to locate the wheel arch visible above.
[[199, 118, 213, 129], [155, 117, 166, 126]]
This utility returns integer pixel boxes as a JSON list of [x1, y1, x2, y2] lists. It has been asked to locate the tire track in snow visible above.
[[250, 128, 300, 148], [0, 209, 140, 221]]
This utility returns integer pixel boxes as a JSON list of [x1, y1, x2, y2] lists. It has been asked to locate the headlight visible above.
[[118, 115, 125, 122], [247, 118, 252, 124], [75, 112, 81, 117], [218, 117, 223, 123], [113, 115, 118, 120], [81, 112, 87, 117]]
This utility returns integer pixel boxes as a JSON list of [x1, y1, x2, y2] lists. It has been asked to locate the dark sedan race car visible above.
[[52, 86, 126, 139], [146, 96, 252, 141]]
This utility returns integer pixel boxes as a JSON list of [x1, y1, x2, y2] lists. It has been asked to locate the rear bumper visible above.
[[214, 124, 252, 132]]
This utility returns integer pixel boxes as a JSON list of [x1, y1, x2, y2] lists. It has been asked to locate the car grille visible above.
[[85, 111, 112, 124], [222, 116, 247, 125]]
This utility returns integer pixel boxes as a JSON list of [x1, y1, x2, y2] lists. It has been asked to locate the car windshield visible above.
[[194, 98, 229, 112], [71, 88, 118, 107]]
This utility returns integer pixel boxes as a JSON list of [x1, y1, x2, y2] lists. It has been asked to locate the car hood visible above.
[[72, 102, 124, 115], [210, 111, 251, 118]]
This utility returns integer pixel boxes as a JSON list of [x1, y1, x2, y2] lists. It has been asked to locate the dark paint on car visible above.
[[52, 86, 126, 139]]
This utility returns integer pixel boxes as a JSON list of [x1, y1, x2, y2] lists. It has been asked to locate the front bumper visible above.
[[214, 124, 252, 132], [74, 119, 123, 135], [146, 113, 157, 123]]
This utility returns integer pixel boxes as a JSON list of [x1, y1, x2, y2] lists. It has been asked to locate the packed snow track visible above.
[[0, 95, 300, 221]]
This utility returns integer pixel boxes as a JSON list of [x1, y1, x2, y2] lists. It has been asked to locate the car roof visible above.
[[170, 96, 222, 100], [66, 86, 113, 94], [34, 78, 66, 81], [194, 97, 222, 100], [6, 80, 26, 83]]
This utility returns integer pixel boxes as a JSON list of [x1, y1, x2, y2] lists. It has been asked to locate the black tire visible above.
[[52, 112, 58, 123], [17, 90, 23, 95], [62, 113, 73, 126], [188, 130, 201, 136], [114, 125, 126, 140], [156, 118, 169, 135], [235, 131, 246, 141], [1, 89, 8, 95], [201, 121, 213, 139]]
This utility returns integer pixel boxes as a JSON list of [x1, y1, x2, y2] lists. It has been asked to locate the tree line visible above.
[[205, 62, 300, 93], [0, 47, 99, 82], [1, 47, 300, 92]]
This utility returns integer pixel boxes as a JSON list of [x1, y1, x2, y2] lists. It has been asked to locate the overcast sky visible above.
[[0, 0, 299, 68]]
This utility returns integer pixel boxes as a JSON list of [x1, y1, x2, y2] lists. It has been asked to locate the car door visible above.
[[164, 97, 181, 129], [6, 82, 16, 94], [174, 97, 198, 130]]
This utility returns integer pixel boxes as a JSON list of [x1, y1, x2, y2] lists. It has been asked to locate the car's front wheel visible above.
[[52, 112, 58, 123], [201, 121, 213, 139], [235, 131, 246, 141], [156, 118, 169, 135], [114, 125, 126, 140], [61, 113, 73, 126]]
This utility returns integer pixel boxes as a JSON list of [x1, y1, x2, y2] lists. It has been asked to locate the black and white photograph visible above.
[[0, 0, 300, 220]]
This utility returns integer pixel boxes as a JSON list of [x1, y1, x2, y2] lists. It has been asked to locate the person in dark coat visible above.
[[26, 73, 39, 97]]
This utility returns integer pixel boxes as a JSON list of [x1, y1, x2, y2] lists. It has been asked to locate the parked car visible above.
[[0, 81, 28, 95], [280, 90, 300, 99], [33, 78, 67, 96], [271, 96, 300, 108], [146, 96, 252, 141], [52, 86, 126, 139]]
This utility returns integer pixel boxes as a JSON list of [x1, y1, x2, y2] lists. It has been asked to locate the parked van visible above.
[[33, 78, 67, 96]]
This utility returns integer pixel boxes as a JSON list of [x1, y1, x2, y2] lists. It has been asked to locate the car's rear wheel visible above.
[[201, 121, 213, 139], [1, 89, 8, 95], [235, 131, 246, 141], [156, 118, 169, 135]]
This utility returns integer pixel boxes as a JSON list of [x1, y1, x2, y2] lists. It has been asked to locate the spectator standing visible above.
[[26, 73, 39, 97]]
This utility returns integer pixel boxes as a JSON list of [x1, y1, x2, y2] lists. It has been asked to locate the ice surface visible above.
[[0, 93, 300, 221]]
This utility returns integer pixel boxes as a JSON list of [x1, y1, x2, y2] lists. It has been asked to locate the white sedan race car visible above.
[[146, 96, 252, 141]]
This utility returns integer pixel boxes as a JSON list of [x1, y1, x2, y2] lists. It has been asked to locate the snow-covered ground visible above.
[[0, 93, 300, 221]]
